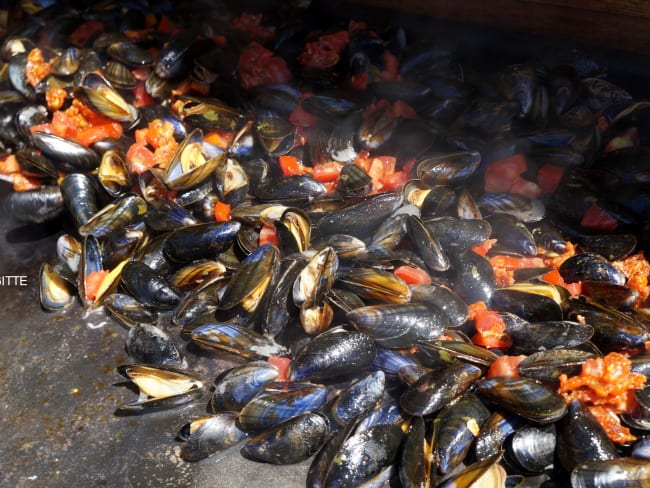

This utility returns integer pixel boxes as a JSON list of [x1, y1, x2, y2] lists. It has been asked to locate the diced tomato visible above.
[[391, 100, 417, 119], [580, 201, 618, 231], [12, 173, 42, 191], [45, 87, 67, 111], [537, 164, 565, 194], [541, 268, 582, 297], [394, 265, 431, 285], [509, 177, 542, 199], [298, 31, 349, 69], [204, 130, 235, 149], [376, 155, 396, 175], [238, 42, 291, 90], [472, 309, 512, 349], [267, 356, 291, 382], [230, 12, 276, 42], [278, 155, 311, 176], [126, 142, 157, 174], [289, 95, 318, 128], [471, 239, 497, 257], [486, 355, 527, 379], [70, 20, 105, 46], [157, 15, 173, 33], [213, 201, 231, 222], [382, 170, 408, 191], [133, 80, 155, 108], [258, 223, 278, 247], [485, 153, 542, 199], [75, 122, 123, 147], [51, 110, 80, 139], [85, 270, 110, 301], [380, 49, 400, 80], [354, 150, 372, 172], [312, 162, 343, 182], [484, 154, 528, 193], [0, 154, 20, 175]]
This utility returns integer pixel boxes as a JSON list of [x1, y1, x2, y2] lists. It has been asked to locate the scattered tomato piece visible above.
[[258, 223, 279, 247], [238, 42, 291, 90], [612, 252, 650, 305], [470, 303, 512, 349], [394, 265, 431, 285], [486, 355, 527, 379], [580, 201, 618, 231], [558, 352, 646, 443], [536, 164, 565, 194], [298, 30, 349, 69], [278, 155, 311, 176], [213, 201, 231, 222], [267, 356, 291, 382], [85, 270, 110, 301], [312, 162, 343, 182]]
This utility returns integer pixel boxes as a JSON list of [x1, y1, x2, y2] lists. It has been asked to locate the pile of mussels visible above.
[[3, 0, 650, 486]]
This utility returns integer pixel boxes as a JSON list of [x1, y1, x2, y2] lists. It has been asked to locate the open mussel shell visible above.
[[103, 60, 137, 90], [163, 128, 225, 190], [238, 383, 328, 432], [438, 453, 507, 488], [74, 71, 138, 124], [179, 413, 247, 462], [125, 324, 186, 368], [174, 277, 226, 331], [476, 376, 568, 424], [98, 150, 132, 197], [173, 95, 246, 132], [169, 260, 227, 291], [39, 259, 76, 311], [338, 266, 411, 304], [275, 207, 311, 255], [213, 156, 249, 206], [337, 162, 372, 196], [191, 323, 288, 360], [116, 364, 204, 414], [490, 283, 567, 322], [78, 235, 126, 308], [293, 247, 338, 310], [219, 243, 279, 314], [241, 412, 330, 464], [255, 111, 295, 156]]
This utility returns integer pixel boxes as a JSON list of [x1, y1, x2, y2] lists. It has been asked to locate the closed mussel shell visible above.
[[410, 283, 469, 327], [163, 221, 241, 263], [289, 327, 377, 382], [180, 413, 247, 462], [120, 261, 182, 310], [434, 393, 490, 475], [556, 399, 618, 472], [3, 185, 64, 224], [400, 361, 483, 416], [238, 383, 328, 432], [559, 252, 626, 285], [241, 412, 330, 464], [211, 361, 279, 412], [347, 303, 451, 348], [517, 349, 597, 384], [191, 323, 288, 360], [490, 284, 566, 322], [570, 457, 650, 487], [406, 214, 449, 272], [505, 319, 594, 354], [416, 150, 481, 187], [503, 424, 556, 475], [476, 376, 568, 424], [331, 371, 385, 426], [60, 173, 99, 229], [32, 131, 99, 173], [125, 324, 186, 368]]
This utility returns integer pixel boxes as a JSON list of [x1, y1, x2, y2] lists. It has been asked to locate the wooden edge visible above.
[[349, 0, 650, 54]]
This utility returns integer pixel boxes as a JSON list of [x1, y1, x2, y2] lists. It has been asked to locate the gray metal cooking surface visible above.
[[0, 201, 307, 488]]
